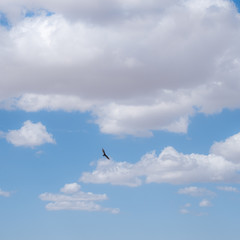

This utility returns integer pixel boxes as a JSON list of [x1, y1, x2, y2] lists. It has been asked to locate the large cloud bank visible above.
[[0, 0, 240, 136]]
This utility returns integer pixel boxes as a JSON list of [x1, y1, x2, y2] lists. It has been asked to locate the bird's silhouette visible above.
[[102, 148, 110, 160]]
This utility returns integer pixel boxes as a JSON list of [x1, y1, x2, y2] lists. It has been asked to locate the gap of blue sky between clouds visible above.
[[2, 120, 240, 187], [1, 120, 240, 214]]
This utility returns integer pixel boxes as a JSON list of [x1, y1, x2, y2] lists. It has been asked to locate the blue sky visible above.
[[1, 0, 240, 239]]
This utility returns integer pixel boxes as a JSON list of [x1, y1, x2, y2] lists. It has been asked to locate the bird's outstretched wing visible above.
[[102, 148, 110, 159], [102, 148, 106, 155]]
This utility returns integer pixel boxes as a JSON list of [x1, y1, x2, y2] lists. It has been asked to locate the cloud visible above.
[[39, 182, 119, 213], [178, 187, 215, 197], [80, 131, 240, 186], [60, 183, 81, 194], [217, 186, 239, 192], [184, 203, 191, 208], [0, 188, 11, 197], [199, 199, 211, 207], [11, 94, 96, 112], [210, 132, 240, 163], [0, 0, 179, 23], [0, 0, 240, 136], [80, 159, 142, 187], [180, 203, 191, 214], [180, 200, 211, 215], [6, 120, 55, 147], [94, 101, 192, 137], [180, 208, 190, 214]]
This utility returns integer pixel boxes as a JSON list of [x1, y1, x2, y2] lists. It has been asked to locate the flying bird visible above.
[[102, 148, 110, 160]]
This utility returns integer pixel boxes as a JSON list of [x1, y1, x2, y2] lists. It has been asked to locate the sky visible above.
[[1, 0, 240, 239]]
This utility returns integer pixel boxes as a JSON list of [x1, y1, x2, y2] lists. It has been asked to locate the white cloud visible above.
[[6, 120, 55, 147], [80, 148, 239, 186], [12, 94, 96, 112], [180, 203, 191, 214], [217, 186, 239, 192], [210, 132, 240, 163], [0, 188, 11, 197], [60, 183, 81, 194], [184, 203, 191, 208], [80, 131, 240, 186], [0, 0, 178, 23], [80, 159, 142, 187], [178, 187, 215, 197], [199, 199, 211, 207], [95, 100, 192, 137], [180, 208, 190, 214], [39, 182, 119, 214], [0, 0, 240, 136], [180, 200, 211, 215]]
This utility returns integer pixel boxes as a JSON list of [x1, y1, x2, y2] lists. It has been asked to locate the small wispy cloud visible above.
[[178, 188, 213, 214], [177, 187, 215, 197], [180, 208, 190, 214], [180, 203, 191, 214], [0, 188, 11, 197], [184, 203, 191, 208], [199, 199, 211, 207], [217, 186, 239, 192], [36, 150, 44, 156], [39, 183, 119, 214], [179, 200, 211, 216]]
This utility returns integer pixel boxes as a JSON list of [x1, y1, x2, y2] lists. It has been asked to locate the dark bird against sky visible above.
[[102, 148, 110, 159]]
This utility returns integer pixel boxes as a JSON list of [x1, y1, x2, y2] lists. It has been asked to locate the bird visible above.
[[102, 148, 110, 160]]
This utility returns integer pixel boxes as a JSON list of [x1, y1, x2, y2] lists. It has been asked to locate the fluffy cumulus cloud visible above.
[[0, 0, 240, 136], [39, 183, 119, 213], [80, 131, 240, 186], [5, 120, 55, 147], [210, 132, 240, 163]]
